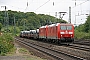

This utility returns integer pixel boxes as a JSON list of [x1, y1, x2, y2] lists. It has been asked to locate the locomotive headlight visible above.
[[69, 32, 73, 34], [60, 32, 64, 34], [71, 35, 72, 37], [61, 35, 62, 37]]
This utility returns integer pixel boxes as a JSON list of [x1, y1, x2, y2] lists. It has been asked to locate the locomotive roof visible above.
[[60, 23, 73, 25], [39, 23, 73, 28], [49, 24, 56, 27], [56, 23, 73, 26], [40, 26, 45, 28], [56, 23, 60, 26], [40, 25, 48, 28]]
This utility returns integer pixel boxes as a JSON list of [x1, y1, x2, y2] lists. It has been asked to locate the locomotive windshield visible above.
[[60, 25, 72, 30]]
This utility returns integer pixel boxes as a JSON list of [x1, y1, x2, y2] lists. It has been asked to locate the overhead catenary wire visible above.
[[0, 0, 89, 12], [72, 0, 89, 8], [35, 0, 50, 11], [0, 1, 33, 12], [71, 0, 89, 25], [0, 1, 25, 11], [70, 0, 89, 16], [24, 0, 34, 12]]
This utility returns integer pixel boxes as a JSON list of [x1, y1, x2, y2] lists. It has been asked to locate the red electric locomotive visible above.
[[39, 23, 74, 44], [39, 26, 47, 39]]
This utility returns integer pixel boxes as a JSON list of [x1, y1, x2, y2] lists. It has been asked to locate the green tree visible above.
[[0, 10, 67, 31], [74, 15, 90, 39], [0, 23, 2, 31], [0, 33, 14, 55], [84, 15, 90, 32]]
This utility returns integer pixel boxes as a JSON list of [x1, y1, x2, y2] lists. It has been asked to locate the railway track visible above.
[[74, 40, 90, 46], [64, 44, 90, 52], [15, 37, 86, 60]]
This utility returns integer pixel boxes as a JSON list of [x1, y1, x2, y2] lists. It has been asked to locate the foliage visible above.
[[75, 15, 90, 39], [74, 30, 88, 39], [0, 33, 14, 55], [18, 48, 29, 54], [8, 26, 20, 36], [84, 15, 90, 32], [75, 24, 85, 32], [0, 23, 2, 31], [0, 10, 67, 31]]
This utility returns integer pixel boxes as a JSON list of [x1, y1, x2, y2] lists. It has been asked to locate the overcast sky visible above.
[[0, 0, 90, 25]]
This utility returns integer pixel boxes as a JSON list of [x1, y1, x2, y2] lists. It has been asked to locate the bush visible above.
[[0, 23, 2, 31], [75, 30, 90, 39], [0, 33, 14, 55]]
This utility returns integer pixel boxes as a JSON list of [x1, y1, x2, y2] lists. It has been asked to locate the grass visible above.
[[24, 55, 47, 60], [18, 48, 30, 54], [18, 48, 46, 60], [6, 47, 16, 56]]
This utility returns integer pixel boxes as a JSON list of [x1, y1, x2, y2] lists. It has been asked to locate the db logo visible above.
[[65, 31, 68, 34]]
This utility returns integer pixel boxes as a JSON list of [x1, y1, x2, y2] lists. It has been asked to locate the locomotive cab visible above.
[[59, 24, 74, 43]]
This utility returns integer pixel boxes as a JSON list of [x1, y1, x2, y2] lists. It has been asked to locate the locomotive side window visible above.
[[67, 26, 72, 30]]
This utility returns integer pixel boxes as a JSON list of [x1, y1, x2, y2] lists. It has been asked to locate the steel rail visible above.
[[15, 38, 86, 60]]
